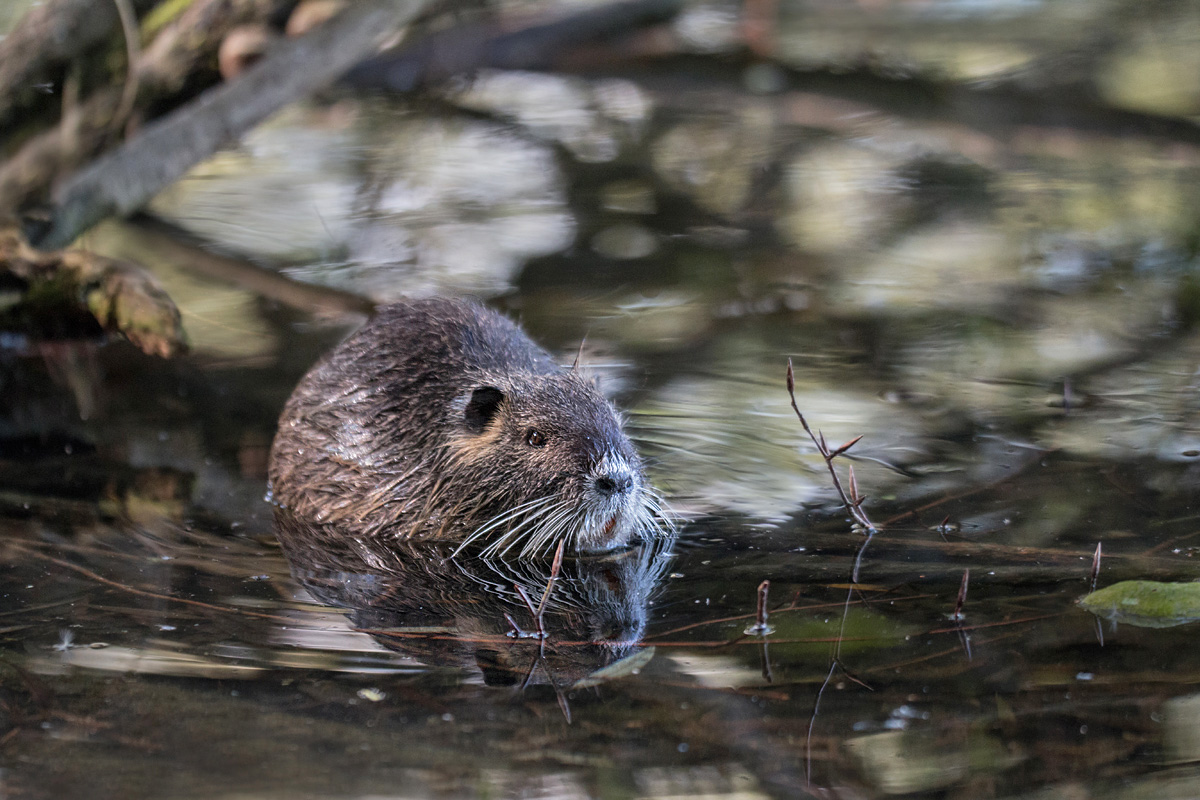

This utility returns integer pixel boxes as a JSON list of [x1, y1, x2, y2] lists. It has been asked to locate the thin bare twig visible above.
[[756, 579, 770, 628], [785, 359, 878, 534], [503, 612, 528, 638], [952, 569, 969, 621], [571, 336, 586, 371], [534, 540, 566, 621], [507, 540, 566, 642], [748, 578, 777, 681], [511, 584, 545, 640], [1090, 542, 1102, 592]]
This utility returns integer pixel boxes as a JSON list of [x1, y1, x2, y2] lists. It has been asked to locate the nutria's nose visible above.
[[594, 471, 634, 496]]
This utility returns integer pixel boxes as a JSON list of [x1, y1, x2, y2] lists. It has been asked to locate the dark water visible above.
[[7, 1, 1200, 797], [5, 317, 1200, 799]]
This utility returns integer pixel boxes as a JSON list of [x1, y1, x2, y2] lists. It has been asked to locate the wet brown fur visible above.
[[268, 298, 655, 552]]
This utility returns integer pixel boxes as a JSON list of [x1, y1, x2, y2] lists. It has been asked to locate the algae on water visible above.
[[1079, 580, 1200, 628]]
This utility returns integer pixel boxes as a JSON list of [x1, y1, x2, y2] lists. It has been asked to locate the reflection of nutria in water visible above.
[[268, 298, 669, 556], [274, 509, 674, 686]]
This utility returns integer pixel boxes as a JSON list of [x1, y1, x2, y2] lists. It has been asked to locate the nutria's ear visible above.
[[464, 386, 505, 432]]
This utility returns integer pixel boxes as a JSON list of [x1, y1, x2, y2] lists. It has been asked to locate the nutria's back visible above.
[[268, 298, 666, 555]]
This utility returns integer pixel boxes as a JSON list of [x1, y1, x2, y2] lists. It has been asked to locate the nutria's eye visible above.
[[526, 429, 547, 448]]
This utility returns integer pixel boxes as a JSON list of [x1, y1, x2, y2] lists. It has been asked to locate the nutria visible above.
[[268, 298, 667, 556]]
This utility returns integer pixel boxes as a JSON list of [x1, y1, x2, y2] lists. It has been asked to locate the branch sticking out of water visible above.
[[505, 540, 566, 641], [785, 359, 878, 534], [536, 540, 566, 623], [503, 611, 533, 639], [745, 579, 774, 636], [951, 569, 969, 622]]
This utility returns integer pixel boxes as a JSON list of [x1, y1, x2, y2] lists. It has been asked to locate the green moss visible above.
[[1079, 580, 1200, 628]]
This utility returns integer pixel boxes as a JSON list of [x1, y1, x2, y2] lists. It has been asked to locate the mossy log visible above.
[[1, 224, 186, 357]]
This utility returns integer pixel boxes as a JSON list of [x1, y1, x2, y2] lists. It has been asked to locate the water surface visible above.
[[6, 1, 1200, 797]]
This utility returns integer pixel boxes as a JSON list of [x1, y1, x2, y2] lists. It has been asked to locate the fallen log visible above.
[[30, 0, 430, 250], [0, 0, 291, 217]]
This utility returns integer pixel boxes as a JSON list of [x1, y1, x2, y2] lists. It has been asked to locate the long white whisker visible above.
[[452, 505, 530, 555], [483, 498, 565, 559], [482, 508, 554, 559], [478, 496, 557, 538], [449, 495, 558, 558], [520, 501, 576, 558], [641, 489, 677, 536]]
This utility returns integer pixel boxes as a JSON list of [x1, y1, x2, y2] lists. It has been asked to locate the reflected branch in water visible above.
[[508, 539, 568, 644], [806, 658, 839, 786], [123, 216, 375, 318]]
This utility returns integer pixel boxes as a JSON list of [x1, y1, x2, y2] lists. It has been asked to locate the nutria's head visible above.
[[440, 370, 666, 557]]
